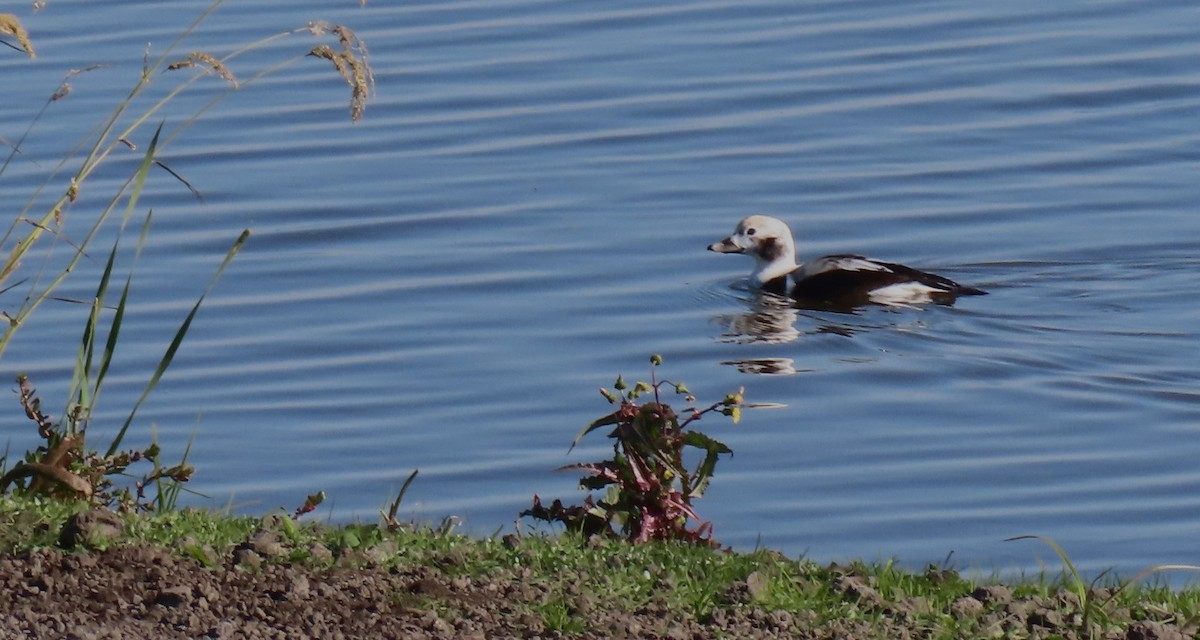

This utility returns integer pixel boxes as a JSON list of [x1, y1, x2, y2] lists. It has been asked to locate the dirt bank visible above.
[[0, 543, 1191, 640]]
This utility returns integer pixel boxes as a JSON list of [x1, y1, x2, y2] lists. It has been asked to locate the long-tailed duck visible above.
[[708, 215, 986, 310]]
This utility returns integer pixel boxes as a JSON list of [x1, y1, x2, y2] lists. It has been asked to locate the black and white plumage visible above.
[[708, 215, 986, 310]]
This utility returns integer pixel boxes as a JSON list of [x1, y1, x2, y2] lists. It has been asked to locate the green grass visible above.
[[3, 493, 1200, 637]]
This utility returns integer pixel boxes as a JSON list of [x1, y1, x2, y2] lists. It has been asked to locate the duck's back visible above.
[[792, 255, 985, 309]]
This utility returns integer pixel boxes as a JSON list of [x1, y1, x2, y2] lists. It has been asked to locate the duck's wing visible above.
[[802, 255, 893, 277], [792, 256, 911, 303], [867, 259, 979, 293], [793, 255, 985, 309]]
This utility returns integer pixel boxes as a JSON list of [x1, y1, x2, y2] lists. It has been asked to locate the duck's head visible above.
[[708, 215, 798, 288]]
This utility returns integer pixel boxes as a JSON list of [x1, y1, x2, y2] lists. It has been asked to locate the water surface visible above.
[[2, 0, 1199, 580]]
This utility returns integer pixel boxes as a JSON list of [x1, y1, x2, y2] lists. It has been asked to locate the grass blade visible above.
[[1006, 534, 1085, 604], [387, 469, 419, 522], [105, 229, 249, 457]]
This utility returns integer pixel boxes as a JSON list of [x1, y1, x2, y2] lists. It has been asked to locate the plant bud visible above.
[[650, 354, 663, 366], [614, 375, 627, 391]]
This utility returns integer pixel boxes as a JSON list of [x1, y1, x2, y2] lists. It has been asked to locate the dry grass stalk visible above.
[[308, 45, 372, 122], [17, 375, 54, 439], [48, 65, 107, 102], [49, 84, 71, 101], [166, 51, 239, 87], [0, 435, 92, 499], [0, 13, 35, 58], [307, 21, 373, 122], [306, 20, 334, 37]]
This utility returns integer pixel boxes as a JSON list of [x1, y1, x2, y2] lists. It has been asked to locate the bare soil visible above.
[[0, 542, 1192, 640]]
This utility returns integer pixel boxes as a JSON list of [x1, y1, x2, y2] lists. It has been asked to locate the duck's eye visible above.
[[746, 228, 756, 236]]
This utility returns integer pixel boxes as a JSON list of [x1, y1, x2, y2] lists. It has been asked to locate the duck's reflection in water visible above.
[[714, 294, 802, 375], [714, 293, 801, 344], [714, 293, 861, 376], [721, 357, 797, 375]]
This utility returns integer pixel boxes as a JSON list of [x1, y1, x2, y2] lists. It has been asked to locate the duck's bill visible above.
[[708, 238, 743, 253]]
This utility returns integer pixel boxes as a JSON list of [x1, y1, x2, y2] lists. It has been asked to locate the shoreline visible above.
[[0, 497, 1194, 639]]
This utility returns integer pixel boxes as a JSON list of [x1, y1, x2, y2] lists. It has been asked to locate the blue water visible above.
[[3, 0, 1200, 581]]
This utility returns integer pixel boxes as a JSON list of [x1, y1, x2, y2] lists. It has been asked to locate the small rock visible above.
[[335, 549, 366, 568], [767, 610, 795, 629], [362, 540, 398, 566], [58, 509, 123, 549], [307, 542, 333, 564], [247, 529, 285, 558], [1028, 607, 1065, 629], [721, 580, 752, 605], [745, 570, 770, 600], [834, 575, 886, 610], [664, 622, 689, 640], [950, 595, 985, 618], [1055, 589, 1082, 609], [232, 547, 262, 569], [205, 620, 238, 639], [259, 513, 288, 530], [288, 574, 311, 599], [153, 585, 190, 608], [1126, 620, 1187, 640], [971, 584, 1013, 605]]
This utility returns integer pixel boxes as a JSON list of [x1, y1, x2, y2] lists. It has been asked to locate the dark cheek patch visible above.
[[760, 237, 782, 261]]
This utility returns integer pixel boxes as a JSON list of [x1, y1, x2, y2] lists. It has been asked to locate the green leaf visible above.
[[682, 431, 732, 455], [682, 431, 732, 498], [569, 410, 621, 452], [579, 476, 613, 490]]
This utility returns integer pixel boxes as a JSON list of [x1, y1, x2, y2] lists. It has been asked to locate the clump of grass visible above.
[[0, 126, 247, 511], [522, 355, 742, 545], [1, 372, 195, 511], [1008, 533, 1200, 638]]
